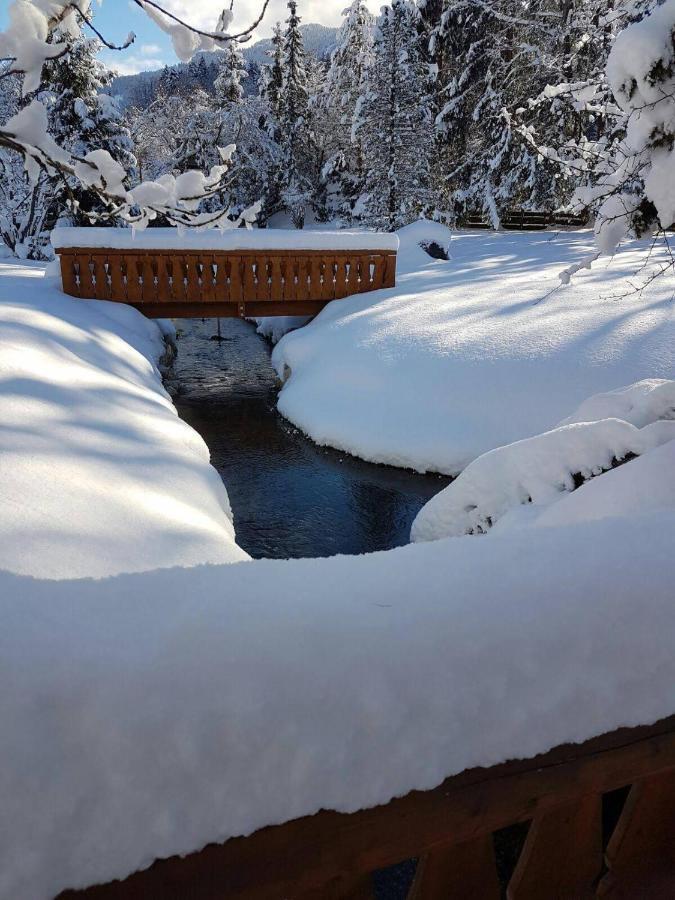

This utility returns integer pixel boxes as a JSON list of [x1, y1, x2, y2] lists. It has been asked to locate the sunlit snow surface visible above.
[[0, 261, 248, 577], [0, 229, 674, 900], [272, 223, 674, 474]]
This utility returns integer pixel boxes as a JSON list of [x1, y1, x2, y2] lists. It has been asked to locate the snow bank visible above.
[[411, 416, 675, 541], [272, 224, 675, 474], [3, 506, 675, 900], [412, 378, 675, 542], [50, 226, 400, 253], [254, 314, 311, 344], [0, 261, 248, 578], [559, 378, 675, 427]]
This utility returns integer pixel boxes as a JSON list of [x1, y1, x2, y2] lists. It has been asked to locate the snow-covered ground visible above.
[[272, 223, 675, 474], [1, 241, 674, 899], [0, 261, 248, 578]]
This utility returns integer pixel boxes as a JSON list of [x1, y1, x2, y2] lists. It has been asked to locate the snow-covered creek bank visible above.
[[167, 317, 449, 559]]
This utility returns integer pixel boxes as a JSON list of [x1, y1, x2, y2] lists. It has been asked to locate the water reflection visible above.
[[168, 318, 450, 559]]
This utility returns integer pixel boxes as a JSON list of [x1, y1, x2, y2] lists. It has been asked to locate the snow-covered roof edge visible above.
[[50, 228, 400, 253]]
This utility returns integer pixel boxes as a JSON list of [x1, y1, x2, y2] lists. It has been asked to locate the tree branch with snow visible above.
[[0, 0, 267, 231]]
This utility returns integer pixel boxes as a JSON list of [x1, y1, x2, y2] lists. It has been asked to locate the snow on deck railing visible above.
[[50, 227, 400, 253]]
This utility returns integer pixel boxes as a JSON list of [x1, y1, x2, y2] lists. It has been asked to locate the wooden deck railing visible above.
[[55, 248, 397, 319], [59, 715, 675, 899]]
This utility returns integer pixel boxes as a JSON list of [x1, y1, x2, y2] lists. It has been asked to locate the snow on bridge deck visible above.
[[51, 228, 399, 318]]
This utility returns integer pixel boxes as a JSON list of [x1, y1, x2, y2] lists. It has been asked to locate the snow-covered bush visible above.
[[411, 380, 675, 542]]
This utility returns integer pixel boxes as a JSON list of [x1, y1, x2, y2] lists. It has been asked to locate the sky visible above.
[[0, 0, 378, 76]]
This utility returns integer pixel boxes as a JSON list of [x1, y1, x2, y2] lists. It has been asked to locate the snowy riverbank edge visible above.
[[0, 261, 248, 578], [271, 223, 675, 475]]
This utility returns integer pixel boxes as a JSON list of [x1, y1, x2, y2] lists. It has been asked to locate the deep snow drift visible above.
[[272, 223, 674, 474], [0, 261, 248, 577]]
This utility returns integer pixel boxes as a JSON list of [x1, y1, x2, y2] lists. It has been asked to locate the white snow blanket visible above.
[[50, 226, 399, 253], [0, 261, 248, 578], [272, 222, 675, 474]]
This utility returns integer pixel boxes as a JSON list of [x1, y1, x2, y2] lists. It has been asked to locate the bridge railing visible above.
[[60, 715, 675, 899], [51, 228, 398, 319]]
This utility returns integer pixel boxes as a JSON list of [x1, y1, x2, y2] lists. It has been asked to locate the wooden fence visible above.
[[59, 715, 675, 899], [56, 248, 398, 318], [464, 210, 588, 230]]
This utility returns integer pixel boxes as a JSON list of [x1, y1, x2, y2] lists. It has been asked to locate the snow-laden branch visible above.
[[0, 0, 268, 230]]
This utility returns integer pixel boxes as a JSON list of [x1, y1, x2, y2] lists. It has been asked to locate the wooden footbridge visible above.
[[51, 228, 399, 319]]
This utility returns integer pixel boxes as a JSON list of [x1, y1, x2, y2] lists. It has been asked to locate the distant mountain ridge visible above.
[[110, 23, 338, 107]]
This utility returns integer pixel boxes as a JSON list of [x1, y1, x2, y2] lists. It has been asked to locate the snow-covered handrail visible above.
[[63, 714, 675, 898], [50, 228, 400, 253]]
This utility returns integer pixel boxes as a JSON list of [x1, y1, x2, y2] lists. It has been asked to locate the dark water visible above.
[[167, 318, 449, 560]]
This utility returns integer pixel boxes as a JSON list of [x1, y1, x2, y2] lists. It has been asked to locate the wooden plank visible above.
[[140, 257, 157, 303], [60, 255, 80, 297], [201, 256, 216, 303], [322, 257, 336, 301], [242, 256, 257, 301], [61, 718, 675, 900], [383, 253, 396, 288], [408, 836, 500, 899], [185, 255, 201, 303], [371, 255, 385, 291], [76, 253, 96, 298], [597, 769, 675, 898], [125, 255, 143, 304], [334, 257, 349, 299], [213, 256, 230, 302], [127, 301, 240, 318], [111, 256, 127, 302], [507, 795, 602, 899], [300, 872, 375, 899], [269, 257, 284, 301], [156, 256, 171, 303], [256, 257, 271, 302], [242, 300, 326, 317], [229, 256, 244, 304], [296, 257, 310, 302]]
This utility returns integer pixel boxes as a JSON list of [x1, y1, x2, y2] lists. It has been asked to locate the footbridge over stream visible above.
[[52, 228, 398, 319]]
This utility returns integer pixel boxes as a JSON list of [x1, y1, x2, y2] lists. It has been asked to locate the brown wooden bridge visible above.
[[51, 229, 398, 319], [59, 715, 675, 899]]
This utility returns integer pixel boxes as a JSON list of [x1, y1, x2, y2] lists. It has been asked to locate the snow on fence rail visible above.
[[51, 228, 399, 319], [60, 716, 675, 899]]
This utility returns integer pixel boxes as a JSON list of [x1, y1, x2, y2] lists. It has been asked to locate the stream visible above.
[[168, 317, 450, 560]]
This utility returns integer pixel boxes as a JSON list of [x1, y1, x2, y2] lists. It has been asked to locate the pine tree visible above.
[[214, 42, 247, 106], [278, 0, 312, 228], [357, 0, 433, 229], [320, 0, 374, 218], [43, 36, 136, 224]]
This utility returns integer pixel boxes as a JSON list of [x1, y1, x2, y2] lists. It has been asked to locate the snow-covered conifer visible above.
[[357, 0, 432, 229]]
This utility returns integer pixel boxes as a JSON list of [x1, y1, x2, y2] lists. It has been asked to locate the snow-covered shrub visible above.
[[411, 384, 675, 542]]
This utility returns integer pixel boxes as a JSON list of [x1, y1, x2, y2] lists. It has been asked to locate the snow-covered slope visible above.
[[0, 261, 248, 577], [272, 223, 675, 475]]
